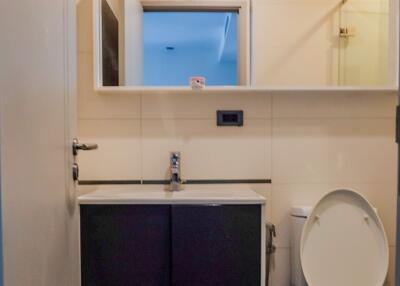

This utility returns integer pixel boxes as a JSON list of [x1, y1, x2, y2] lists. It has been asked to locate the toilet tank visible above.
[[291, 206, 312, 286]]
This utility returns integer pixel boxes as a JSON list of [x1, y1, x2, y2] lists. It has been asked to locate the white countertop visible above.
[[78, 189, 266, 205]]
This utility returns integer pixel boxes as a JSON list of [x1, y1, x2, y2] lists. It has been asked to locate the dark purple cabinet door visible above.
[[80, 205, 171, 286], [171, 205, 261, 286]]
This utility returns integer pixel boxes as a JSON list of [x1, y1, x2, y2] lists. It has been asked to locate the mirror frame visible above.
[[93, 0, 251, 90]]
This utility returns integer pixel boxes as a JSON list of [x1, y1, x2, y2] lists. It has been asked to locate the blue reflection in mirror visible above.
[[143, 12, 238, 86]]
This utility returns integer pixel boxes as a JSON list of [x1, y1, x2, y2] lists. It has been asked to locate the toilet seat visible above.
[[300, 189, 389, 286]]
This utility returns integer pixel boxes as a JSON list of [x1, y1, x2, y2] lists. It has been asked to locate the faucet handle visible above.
[[170, 152, 181, 165]]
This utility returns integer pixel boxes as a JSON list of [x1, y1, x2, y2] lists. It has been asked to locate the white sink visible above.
[[78, 189, 266, 205]]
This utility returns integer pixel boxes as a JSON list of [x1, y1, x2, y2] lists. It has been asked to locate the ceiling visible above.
[[143, 12, 237, 60]]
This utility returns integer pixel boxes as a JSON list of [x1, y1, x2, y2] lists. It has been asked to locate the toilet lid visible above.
[[300, 189, 389, 286]]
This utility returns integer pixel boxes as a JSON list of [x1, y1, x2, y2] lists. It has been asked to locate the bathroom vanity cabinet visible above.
[[79, 190, 266, 286]]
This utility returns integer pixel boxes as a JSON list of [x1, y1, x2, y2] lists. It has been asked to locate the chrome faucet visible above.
[[170, 152, 181, 192]]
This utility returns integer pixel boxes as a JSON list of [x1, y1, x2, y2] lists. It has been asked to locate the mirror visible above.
[[101, 0, 120, 86], [96, 0, 250, 87], [251, 0, 395, 87], [338, 0, 392, 86], [95, 0, 396, 89]]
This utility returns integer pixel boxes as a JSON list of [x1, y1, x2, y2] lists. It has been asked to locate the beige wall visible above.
[[252, 0, 341, 86], [77, 0, 398, 285]]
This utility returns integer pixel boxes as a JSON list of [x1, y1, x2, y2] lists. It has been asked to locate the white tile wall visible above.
[[78, 119, 141, 180], [272, 118, 396, 184], [141, 119, 271, 180], [269, 247, 291, 286], [78, 53, 142, 119], [141, 93, 271, 119], [77, 0, 398, 285], [273, 92, 397, 118]]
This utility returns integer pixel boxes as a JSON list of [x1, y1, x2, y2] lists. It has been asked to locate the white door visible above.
[[0, 0, 79, 285]]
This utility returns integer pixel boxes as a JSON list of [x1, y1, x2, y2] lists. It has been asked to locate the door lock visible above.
[[72, 163, 79, 181], [396, 106, 400, 144], [72, 138, 98, 156]]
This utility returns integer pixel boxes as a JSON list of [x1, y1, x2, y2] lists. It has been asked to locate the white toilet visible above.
[[291, 189, 389, 286]]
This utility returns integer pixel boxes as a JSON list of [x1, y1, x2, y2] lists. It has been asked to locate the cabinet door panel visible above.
[[171, 205, 261, 286], [80, 205, 171, 286]]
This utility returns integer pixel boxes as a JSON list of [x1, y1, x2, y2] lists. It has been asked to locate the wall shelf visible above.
[[95, 86, 398, 96]]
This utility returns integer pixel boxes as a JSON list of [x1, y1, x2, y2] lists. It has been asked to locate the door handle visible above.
[[73, 138, 98, 156]]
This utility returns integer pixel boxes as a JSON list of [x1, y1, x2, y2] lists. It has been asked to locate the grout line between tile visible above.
[[139, 93, 144, 182], [271, 93, 276, 226]]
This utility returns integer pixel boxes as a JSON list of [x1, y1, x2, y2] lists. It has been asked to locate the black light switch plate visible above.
[[217, 110, 244, 127]]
